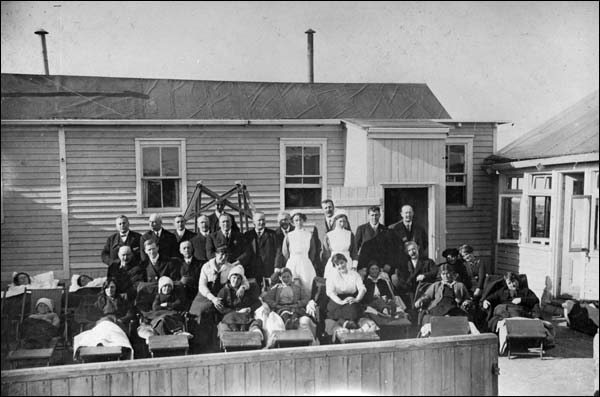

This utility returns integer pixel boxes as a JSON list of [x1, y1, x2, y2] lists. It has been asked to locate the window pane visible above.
[[286, 147, 302, 175], [286, 177, 302, 184], [447, 145, 465, 173], [446, 175, 465, 183], [500, 197, 521, 240], [161, 147, 180, 177], [285, 188, 321, 208], [303, 147, 320, 175], [570, 196, 590, 250], [533, 176, 552, 190], [530, 196, 551, 238], [162, 179, 180, 207], [302, 177, 320, 184], [145, 179, 162, 208], [446, 186, 466, 205], [143, 147, 160, 177], [508, 177, 523, 190]]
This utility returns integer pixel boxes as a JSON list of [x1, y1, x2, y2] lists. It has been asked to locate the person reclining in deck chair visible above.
[[94, 277, 137, 335], [361, 260, 405, 318], [414, 264, 472, 327], [146, 276, 190, 338], [21, 297, 60, 348], [215, 265, 263, 339]]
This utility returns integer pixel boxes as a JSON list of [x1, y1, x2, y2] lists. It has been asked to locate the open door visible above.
[[560, 173, 588, 298]]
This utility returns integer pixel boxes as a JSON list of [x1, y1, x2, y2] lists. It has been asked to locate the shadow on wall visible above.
[[541, 276, 554, 304]]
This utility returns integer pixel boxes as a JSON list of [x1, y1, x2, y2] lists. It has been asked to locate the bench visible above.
[[272, 329, 314, 348], [78, 346, 123, 363], [219, 331, 262, 352], [147, 335, 189, 358]]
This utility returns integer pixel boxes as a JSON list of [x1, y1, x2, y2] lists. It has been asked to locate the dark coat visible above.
[[363, 276, 395, 304], [106, 260, 147, 298], [173, 229, 197, 245], [101, 230, 142, 266], [357, 229, 409, 273], [274, 226, 294, 268], [486, 285, 540, 313], [355, 223, 387, 254], [208, 212, 239, 233], [438, 259, 472, 291], [152, 291, 184, 312], [189, 232, 210, 263], [388, 221, 428, 256], [142, 256, 181, 283], [95, 293, 136, 325], [217, 282, 261, 314], [406, 257, 438, 289], [140, 229, 179, 262], [243, 228, 278, 280], [206, 229, 248, 265]]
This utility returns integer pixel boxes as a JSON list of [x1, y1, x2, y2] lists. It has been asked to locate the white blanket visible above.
[[73, 319, 133, 359], [68, 275, 106, 292]]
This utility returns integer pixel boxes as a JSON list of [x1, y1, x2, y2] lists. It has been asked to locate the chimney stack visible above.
[[305, 29, 315, 83], [35, 29, 50, 75]]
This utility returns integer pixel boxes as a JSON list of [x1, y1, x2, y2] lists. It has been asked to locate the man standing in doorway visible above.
[[389, 205, 428, 257]]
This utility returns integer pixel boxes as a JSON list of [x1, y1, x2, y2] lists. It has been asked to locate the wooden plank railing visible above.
[[1, 334, 498, 396]]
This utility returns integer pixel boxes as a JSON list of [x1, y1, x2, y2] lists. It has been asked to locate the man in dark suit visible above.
[[101, 215, 142, 266], [141, 240, 181, 283], [139, 213, 179, 262], [389, 205, 428, 257], [274, 211, 294, 268], [243, 212, 277, 286], [107, 245, 146, 300], [207, 199, 239, 233], [206, 213, 248, 268], [172, 214, 197, 258], [355, 206, 387, 254], [190, 214, 211, 264], [176, 240, 203, 304]]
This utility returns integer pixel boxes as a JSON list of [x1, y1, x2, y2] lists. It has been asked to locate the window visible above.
[[280, 139, 327, 209], [445, 138, 473, 206], [499, 195, 521, 241], [135, 139, 187, 214], [527, 174, 552, 244], [507, 176, 523, 191]]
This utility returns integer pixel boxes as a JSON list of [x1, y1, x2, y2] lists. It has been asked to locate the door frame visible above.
[[380, 182, 440, 260]]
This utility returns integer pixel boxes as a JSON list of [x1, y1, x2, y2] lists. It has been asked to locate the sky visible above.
[[1, 1, 598, 149]]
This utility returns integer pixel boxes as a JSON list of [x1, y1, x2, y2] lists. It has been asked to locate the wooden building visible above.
[[1, 73, 504, 281], [487, 91, 599, 301]]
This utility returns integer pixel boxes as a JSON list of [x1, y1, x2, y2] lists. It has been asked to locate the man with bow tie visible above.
[[243, 212, 277, 286], [206, 214, 248, 269], [101, 215, 142, 267], [139, 213, 178, 262]]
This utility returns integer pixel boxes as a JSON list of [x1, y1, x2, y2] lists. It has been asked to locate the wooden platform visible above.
[[376, 316, 412, 340], [148, 335, 189, 358], [272, 329, 314, 348], [505, 318, 546, 359], [78, 346, 122, 363], [219, 331, 262, 352], [430, 316, 470, 337], [337, 331, 380, 344], [7, 348, 54, 368]]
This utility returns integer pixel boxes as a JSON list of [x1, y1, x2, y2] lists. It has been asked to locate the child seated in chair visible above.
[[263, 268, 316, 338], [149, 276, 188, 337], [482, 272, 542, 332], [21, 297, 60, 348], [414, 264, 472, 326], [216, 265, 263, 337]]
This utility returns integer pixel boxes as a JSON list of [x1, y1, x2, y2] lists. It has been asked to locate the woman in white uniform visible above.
[[323, 209, 357, 279], [282, 211, 318, 299]]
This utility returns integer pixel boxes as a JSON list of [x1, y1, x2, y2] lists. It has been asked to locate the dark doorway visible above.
[[384, 187, 429, 233]]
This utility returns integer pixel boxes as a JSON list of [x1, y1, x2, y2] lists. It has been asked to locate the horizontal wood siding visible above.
[[1, 334, 498, 396], [1, 128, 63, 280], [64, 125, 344, 270], [495, 243, 520, 274], [446, 124, 496, 268]]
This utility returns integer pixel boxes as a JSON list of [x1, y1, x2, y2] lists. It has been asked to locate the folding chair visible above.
[[7, 287, 66, 368], [430, 316, 470, 337]]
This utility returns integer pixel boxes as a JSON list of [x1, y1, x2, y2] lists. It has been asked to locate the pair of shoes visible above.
[[343, 320, 358, 330], [174, 331, 194, 339]]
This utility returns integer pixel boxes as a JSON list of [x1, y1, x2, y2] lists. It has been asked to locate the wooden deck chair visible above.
[[430, 316, 470, 337], [7, 287, 66, 368], [1, 286, 27, 351], [505, 318, 546, 359]]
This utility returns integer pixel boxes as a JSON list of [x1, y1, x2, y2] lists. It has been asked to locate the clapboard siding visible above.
[[64, 124, 345, 267], [495, 243, 520, 274], [1, 334, 498, 396], [446, 124, 496, 268], [1, 128, 63, 278]]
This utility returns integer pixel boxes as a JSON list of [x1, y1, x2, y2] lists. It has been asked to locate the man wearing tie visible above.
[[107, 245, 146, 300], [140, 213, 179, 262], [190, 215, 211, 264], [206, 214, 247, 268], [274, 211, 294, 268], [207, 199, 239, 233], [172, 215, 197, 247], [141, 240, 180, 282], [389, 205, 428, 257], [243, 212, 277, 286], [101, 215, 142, 266], [355, 206, 387, 254], [177, 240, 203, 303]]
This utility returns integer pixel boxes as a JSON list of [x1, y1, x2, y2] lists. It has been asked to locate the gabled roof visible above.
[[0, 74, 450, 120], [494, 90, 599, 162]]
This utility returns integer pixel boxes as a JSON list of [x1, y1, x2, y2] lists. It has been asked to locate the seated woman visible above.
[[325, 253, 367, 330], [215, 265, 263, 338], [147, 276, 188, 337], [94, 277, 137, 335], [414, 264, 472, 326], [21, 297, 60, 348], [482, 272, 542, 332], [362, 260, 400, 316], [262, 268, 316, 339]]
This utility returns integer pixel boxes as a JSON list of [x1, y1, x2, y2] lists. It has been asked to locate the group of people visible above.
[[52, 197, 542, 356]]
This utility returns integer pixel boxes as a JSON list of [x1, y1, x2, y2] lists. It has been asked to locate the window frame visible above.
[[135, 138, 187, 215], [526, 173, 553, 245], [445, 136, 473, 208], [497, 174, 523, 243], [279, 138, 327, 212]]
